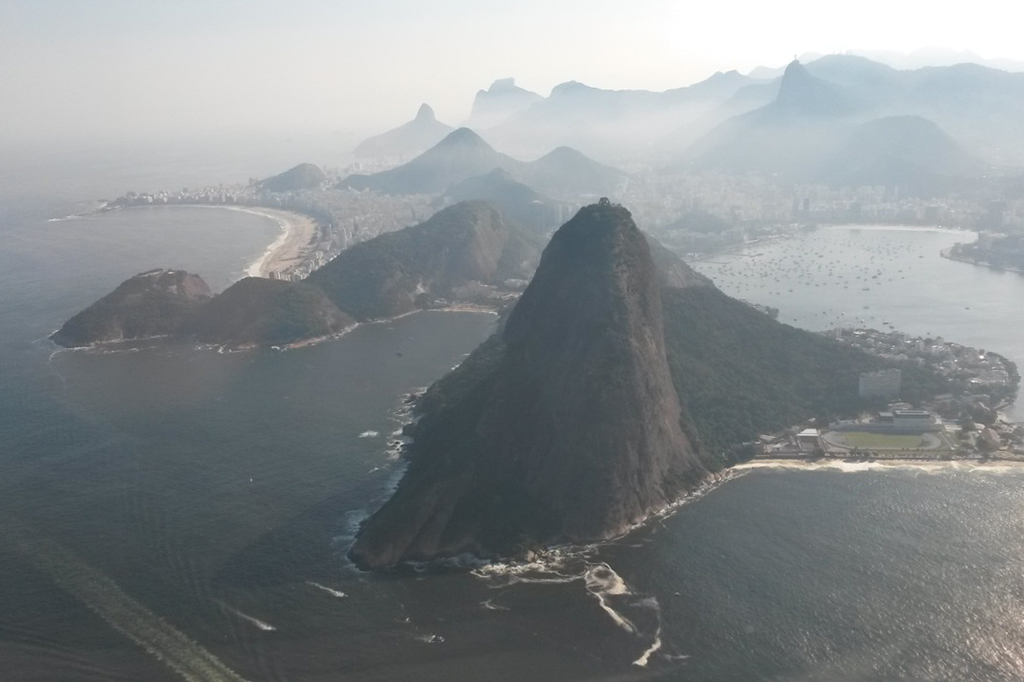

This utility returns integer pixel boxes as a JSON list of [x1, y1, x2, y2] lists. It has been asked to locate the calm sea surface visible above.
[[3, 152, 1024, 681]]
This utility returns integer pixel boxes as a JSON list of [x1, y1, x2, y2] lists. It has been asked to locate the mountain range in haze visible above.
[[349, 54, 1024, 193], [341, 127, 627, 199], [352, 104, 454, 161]]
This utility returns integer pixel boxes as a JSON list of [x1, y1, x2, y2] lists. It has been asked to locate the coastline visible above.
[[940, 247, 1024, 276], [739, 458, 1024, 471], [94, 203, 320, 280], [230, 206, 319, 279]]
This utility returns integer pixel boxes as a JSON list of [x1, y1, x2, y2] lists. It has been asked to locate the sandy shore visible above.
[[232, 207, 319, 278]]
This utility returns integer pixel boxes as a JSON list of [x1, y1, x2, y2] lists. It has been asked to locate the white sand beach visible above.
[[235, 207, 319, 278]]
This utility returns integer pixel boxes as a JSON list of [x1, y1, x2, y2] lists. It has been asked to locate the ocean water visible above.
[[4, 152, 1024, 681]]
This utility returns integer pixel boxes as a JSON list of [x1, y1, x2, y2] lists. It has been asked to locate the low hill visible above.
[[186, 278, 353, 347], [439, 169, 563, 234], [825, 115, 980, 192], [259, 164, 327, 193], [51, 270, 211, 347], [306, 201, 542, 320], [352, 104, 454, 160], [522, 146, 627, 198]]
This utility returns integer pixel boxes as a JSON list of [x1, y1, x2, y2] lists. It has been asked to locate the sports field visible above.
[[824, 431, 940, 450]]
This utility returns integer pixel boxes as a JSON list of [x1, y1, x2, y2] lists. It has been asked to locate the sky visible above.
[[3, 0, 1024, 144]]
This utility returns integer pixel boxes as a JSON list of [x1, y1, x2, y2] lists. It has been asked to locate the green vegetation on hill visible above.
[[51, 270, 211, 347], [307, 201, 542, 320], [440, 169, 562, 235], [186, 278, 353, 346], [661, 286, 947, 460], [260, 164, 326, 193], [950, 234, 1024, 272]]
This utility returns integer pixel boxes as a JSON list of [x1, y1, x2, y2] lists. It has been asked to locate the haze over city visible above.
[[3, 0, 1024, 142]]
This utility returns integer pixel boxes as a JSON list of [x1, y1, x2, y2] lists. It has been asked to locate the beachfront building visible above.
[[859, 368, 902, 398], [829, 409, 943, 434], [796, 428, 823, 453]]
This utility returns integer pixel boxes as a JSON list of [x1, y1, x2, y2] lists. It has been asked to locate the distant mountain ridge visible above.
[[438, 169, 565, 235], [465, 78, 542, 130], [341, 128, 627, 199], [352, 104, 454, 160], [439, 57, 1024, 168], [676, 58, 988, 192]]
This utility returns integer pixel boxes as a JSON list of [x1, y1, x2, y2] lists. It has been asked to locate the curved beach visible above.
[[235, 206, 320, 278]]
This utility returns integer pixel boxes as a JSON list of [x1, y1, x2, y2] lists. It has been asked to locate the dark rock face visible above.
[[51, 269, 211, 347], [185, 278, 354, 347], [306, 201, 542, 320], [348, 202, 709, 569]]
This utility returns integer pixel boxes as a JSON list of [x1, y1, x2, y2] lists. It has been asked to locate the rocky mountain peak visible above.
[[348, 201, 708, 568], [415, 103, 436, 122]]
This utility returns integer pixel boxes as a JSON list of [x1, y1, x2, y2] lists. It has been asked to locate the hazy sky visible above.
[[3, 0, 1023, 144]]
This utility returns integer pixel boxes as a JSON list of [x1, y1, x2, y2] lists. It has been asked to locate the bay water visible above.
[[4, 150, 1024, 680]]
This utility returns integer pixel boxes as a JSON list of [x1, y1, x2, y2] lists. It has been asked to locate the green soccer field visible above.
[[828, 431, 930, 450]]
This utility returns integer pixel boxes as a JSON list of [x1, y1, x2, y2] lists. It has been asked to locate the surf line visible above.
[[6, 527, 251, 682]]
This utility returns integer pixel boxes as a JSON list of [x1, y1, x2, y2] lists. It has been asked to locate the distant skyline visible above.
[[3, 0, 1024, 143]]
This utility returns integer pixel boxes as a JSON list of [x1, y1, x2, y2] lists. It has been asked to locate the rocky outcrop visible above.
[[348, 201, 711, 569], [51, 269, 211, 347]]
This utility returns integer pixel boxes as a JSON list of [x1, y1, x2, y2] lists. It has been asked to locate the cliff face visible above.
[[185, 278, 354, 347], [306, 201, 542, 320], [51, 269, 211, 347], [349, 202, 710, 569]]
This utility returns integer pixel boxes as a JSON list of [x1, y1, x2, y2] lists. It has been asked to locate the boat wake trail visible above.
[[306, 581, 347, 598], [214, 601, 276, 631], [5, 524, 251, 682]]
